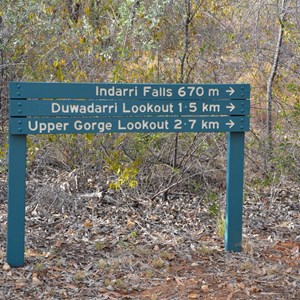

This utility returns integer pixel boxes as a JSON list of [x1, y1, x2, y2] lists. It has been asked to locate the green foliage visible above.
[[291, 102, 300, 118], [105, 151, 140, 190], [1, 0, 300, 196], [95, 240, 105, 251], [207, 190, 219, 217], [145, 269, 154, 278], [26, 136, 47, 165], [97, 259, 108, 270], [35, 261, 43, 272], [152, 257, 164, 269], [0, 143, 8, 160], [252, 175, 274, 188], [73, 271, 85, 282], [130, 231, 137, 239], [272, 138, 300, 182], [216, 215, 225, 238]]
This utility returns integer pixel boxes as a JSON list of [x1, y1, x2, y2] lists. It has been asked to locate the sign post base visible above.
[[225, 132, 245, 252], [7, 134, 27, 267]]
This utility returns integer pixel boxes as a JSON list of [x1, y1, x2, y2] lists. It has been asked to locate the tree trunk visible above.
[[0, 14, 4, 130], [266, 0, 287, 160]]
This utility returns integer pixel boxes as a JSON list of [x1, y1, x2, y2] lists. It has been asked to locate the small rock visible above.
[[106, 285, 114, 291], [102, 195, 117, 205], [201, 284, 209, 292], [3, 263, 11, 271], [15, 279, 26, 289], [294, 236, 300, 245], [32, 276, 42, 285]]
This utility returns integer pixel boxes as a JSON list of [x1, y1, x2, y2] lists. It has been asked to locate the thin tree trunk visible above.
[[179, 0, 191, 83], [0, 14, 4, 131], [266, 0, 287, 160], [163, 0, 202, 200], [164, 0, 192, 201], [174, 0, 191, 165]]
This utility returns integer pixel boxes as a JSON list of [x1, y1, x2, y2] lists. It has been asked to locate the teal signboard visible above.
[[10, 99, 249, 116], [10, 82, 249, 99], [10, 116, 248, 134], [7, 82, 250, 267]]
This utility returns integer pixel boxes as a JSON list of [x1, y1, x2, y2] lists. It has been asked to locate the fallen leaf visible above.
[[288, 260, 297, 267], [32, 276, 42, 285], [188, 292, 199, 299], [248, 286, 261, 294], [174, 276, 185, 287], [291, 245, 299, 255], [294, 236, 300, 245], [55, 240, 63, 248], [201, 284, 209, 292], [153, 245, 160, 251], [84, 219, 93, 228], [227, 283, 234, 292], [3, 263, 11, 271], [127, 218, 135, 229], [237, 282, 245, 290], [166, 252, 175, 260], [15, 280, 26, 289], [64, 284, 79, 289]]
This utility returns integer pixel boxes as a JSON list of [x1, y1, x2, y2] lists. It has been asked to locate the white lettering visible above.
[[74, 120, 112, 133], [143, 86, 173, 97], [201, 120, 219, 130], [208, 88, 219, 97], [196, 87, 204, 97], [28, 121, 69, 133], [51, 102, 117, 115], [97, 86, 138, 97], [51, 103, 60, 113], [202, 103, 209, 112], [122, 103, 174, 114], [202, 103, 220, 112], [143, 86, 151, 96], [118, 120, 169, 131], [122, 103, 131, 113]]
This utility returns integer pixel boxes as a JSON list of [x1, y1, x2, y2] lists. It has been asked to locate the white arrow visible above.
[[226, 102, 235, 112], [226, 86, 235, 96], [226, 119, 235, 128]]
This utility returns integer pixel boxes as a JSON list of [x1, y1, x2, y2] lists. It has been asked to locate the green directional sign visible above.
[[10, 82, 250, 100], [7, 81, 250, 267], [10, 99, 250, 117], [10, 116, 249, 135]]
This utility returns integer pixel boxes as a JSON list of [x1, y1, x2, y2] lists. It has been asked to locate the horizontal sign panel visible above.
[[10, 116, 250, 135], [10, 99, 250, 117], [10, 82, 250, 100]]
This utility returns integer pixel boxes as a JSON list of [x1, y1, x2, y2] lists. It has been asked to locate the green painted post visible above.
[[7, 134, 27, 267], [225, 132, 245, 252], [6, 82, 250, 266]]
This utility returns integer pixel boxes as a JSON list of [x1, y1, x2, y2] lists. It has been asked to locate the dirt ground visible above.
[[0, 174, 299, 299]]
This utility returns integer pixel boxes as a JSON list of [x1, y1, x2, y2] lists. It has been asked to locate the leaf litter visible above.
[[0, 171, 299, 299]]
